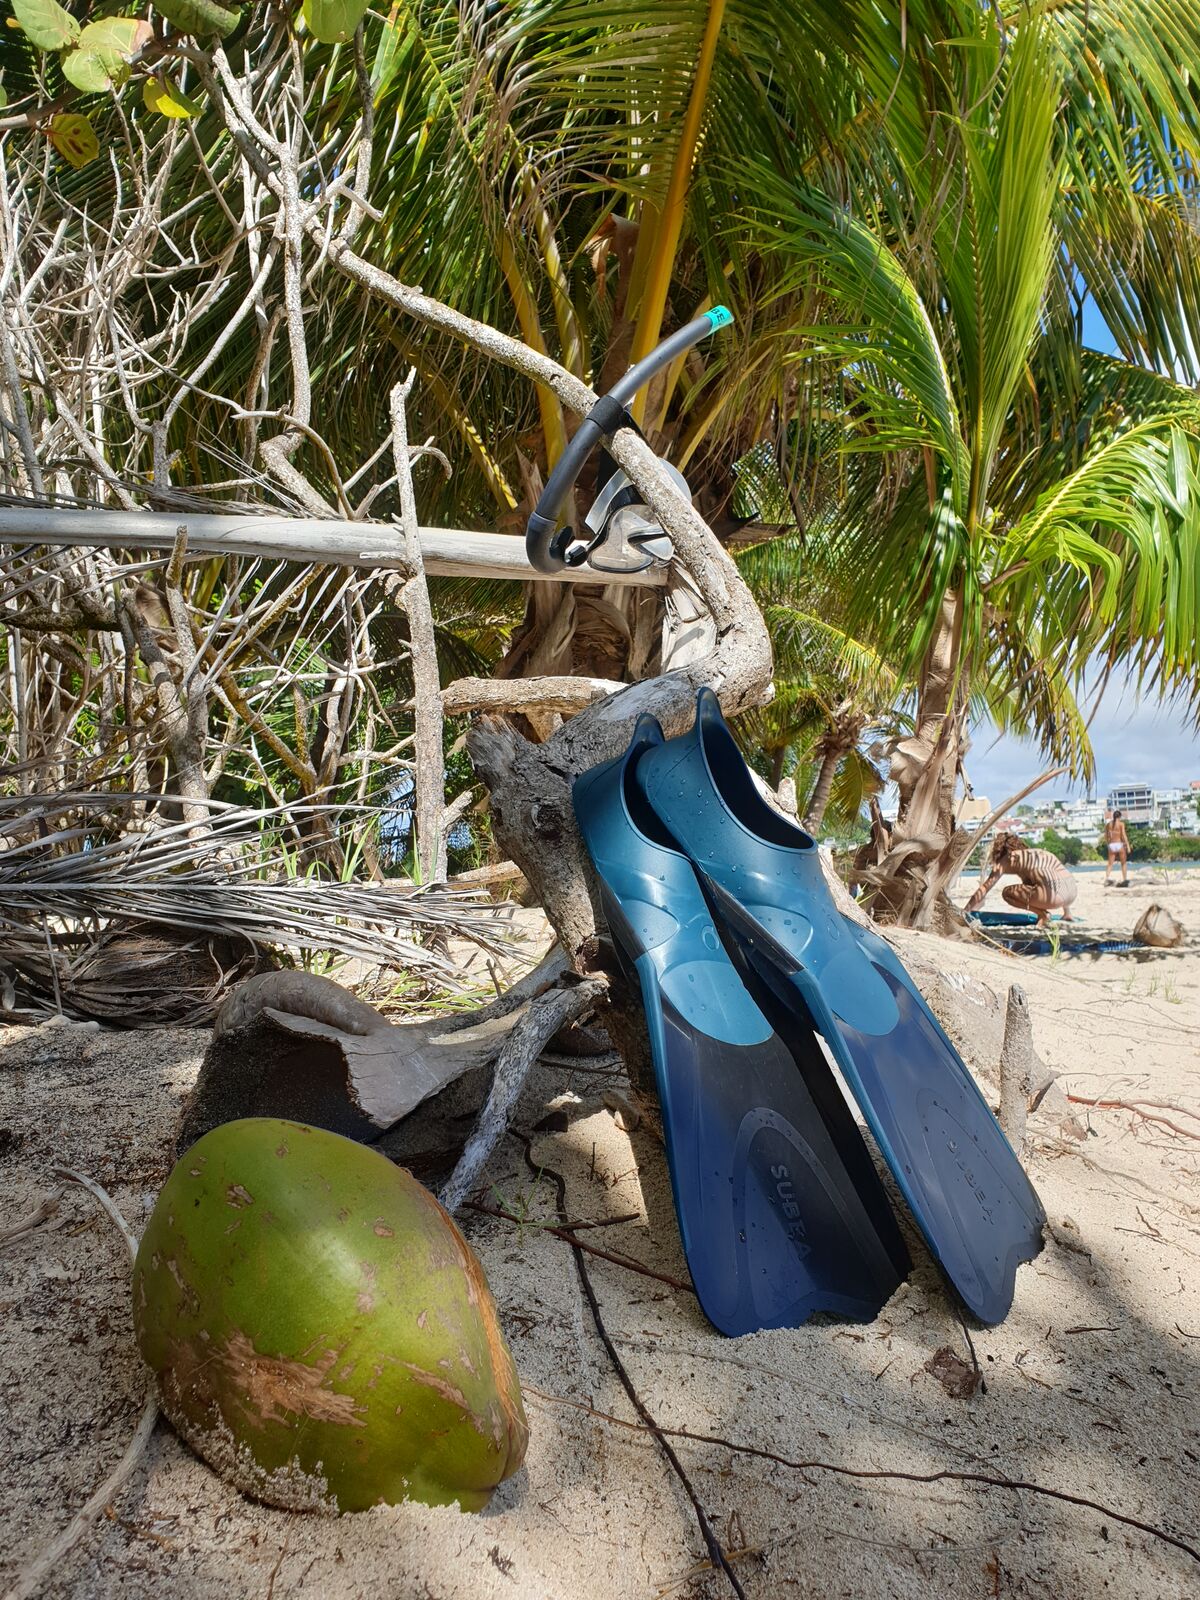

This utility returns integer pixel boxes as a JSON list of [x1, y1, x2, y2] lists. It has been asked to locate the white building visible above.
[[1163, 805, 1197, 832], [1107, 783, 1155, 826], [1055, 800, 1105, 834]]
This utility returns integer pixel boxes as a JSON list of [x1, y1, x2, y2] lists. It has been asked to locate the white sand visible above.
[[2, 866, 1199, 1598]]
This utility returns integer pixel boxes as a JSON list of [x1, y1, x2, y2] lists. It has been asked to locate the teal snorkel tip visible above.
[[707, 304, 734, 330]]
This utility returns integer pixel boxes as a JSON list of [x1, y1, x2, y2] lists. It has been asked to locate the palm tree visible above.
[[733, 1, 1200, 924], [734, 527, 903, 833], [9, 0, 1200, 910]]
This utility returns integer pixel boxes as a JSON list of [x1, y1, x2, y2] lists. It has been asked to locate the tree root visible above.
[[524, 1391, 1200, 1568], [464, 1199, 694, 1294], [4, 1172, 157, 1600], [519, 1143, 747, 1599]]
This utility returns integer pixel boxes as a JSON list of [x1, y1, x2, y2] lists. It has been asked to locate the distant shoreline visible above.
[[959, 858, 1200, 881]]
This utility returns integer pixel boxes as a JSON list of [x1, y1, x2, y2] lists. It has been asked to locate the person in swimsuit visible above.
[[964, 831, 1078, 926], [1103, 810, 1130, 886]]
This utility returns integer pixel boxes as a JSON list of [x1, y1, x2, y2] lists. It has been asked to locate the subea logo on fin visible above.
[[771, 1163, 812, 1256]]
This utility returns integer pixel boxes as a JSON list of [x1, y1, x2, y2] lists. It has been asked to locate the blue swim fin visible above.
[[635, 689, 1046, 1326], [572, 714, 910, 1336]]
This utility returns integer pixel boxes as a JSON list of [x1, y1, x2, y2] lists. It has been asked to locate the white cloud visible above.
[[965, 676, 1200, 806]]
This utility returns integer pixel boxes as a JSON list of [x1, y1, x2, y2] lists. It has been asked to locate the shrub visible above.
[[1041, 827, 1082, 865]]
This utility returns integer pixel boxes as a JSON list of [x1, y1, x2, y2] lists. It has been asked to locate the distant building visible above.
[[1055, 799, 1104, 834], [956, 796, 992, 824], [960, 775, 1199, 850], [1107, 783, 1155, 826]]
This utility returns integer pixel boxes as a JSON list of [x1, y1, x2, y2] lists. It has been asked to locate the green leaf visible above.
[[154, 0, 241, 38], [303, 0, 371, 45], [372, 11, 405, 93], [61, 17, 152, 94], [0, 85, 6, 110], [46, 111, 99, 167], [143, 72, 200, 118], [11, 0, 80, 51]]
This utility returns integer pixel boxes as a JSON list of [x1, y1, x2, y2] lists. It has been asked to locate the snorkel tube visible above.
[[524, 306, 734, 575]]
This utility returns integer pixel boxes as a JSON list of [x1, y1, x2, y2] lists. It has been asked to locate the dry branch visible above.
[[442, 675, 622, 717], [440, 975, 606, 1211], [0, 505, 665, 584], [388, 373, 445, 881]]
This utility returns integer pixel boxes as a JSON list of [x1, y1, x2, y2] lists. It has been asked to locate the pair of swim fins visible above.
[[572, 689, 1045, 1336]]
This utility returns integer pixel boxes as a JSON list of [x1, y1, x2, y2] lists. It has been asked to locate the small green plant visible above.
[[1045, 921, 1063, 965], [488, 1172, 554, 1243]]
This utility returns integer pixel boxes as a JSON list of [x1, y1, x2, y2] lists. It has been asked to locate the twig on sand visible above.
[[3, 1398, 160, 1600], [2, 1172, 157, 1600], [51, 1166, 141, 1261], [523, 1388, 1200, 1567], [521, 1143, 748, 1600], [561, 1210, 642, 1231], [0, 1191, 62, 1252], [1065, 1096, 1200, 1142], [465, 1198, 695, 1294]]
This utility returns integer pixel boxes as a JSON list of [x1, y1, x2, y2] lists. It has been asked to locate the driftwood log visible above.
[[174, 507, 773, 1202]]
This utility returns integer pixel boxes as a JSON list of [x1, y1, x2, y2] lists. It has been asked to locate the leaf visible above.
[[154, 0, 241, 37], [303, 0, 371, 45], [142, 72, 200, 119], [0, 85, 6, 110], [924, 1345, 981, 1399], [46, 112, 99, 168], [61, 17, 152, 94], [11, 0, 80, 51], [371, 9, 405, 93]]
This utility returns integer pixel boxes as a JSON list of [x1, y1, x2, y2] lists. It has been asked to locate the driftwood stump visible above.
[[998, 983, 1034, 1153]]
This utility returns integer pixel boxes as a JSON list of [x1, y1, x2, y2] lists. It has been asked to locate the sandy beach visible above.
[[3, 866, 1199, 1599]]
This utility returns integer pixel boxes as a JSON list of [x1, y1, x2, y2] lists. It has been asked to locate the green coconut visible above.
[[132, 1118, 528, 1513]]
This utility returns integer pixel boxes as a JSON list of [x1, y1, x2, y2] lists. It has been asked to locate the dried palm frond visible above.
[[2, 922, 264, 1028], [0, 794, 519, 1026]]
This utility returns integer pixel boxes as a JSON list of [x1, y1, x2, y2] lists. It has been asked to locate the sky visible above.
[[963, 299, 1200, 807], [966, 682, 1200, 807]]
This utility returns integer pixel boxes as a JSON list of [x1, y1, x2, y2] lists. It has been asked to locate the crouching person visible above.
[[964, 831, 1077, 926]]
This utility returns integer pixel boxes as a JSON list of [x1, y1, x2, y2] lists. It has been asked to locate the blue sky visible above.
[[964, 300, 1200, 807]]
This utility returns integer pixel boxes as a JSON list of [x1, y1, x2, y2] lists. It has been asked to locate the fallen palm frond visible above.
[[0, 877, 511, 967], [0, 793, 519, 1025]]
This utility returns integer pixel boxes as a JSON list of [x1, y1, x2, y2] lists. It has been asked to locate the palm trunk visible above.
[[803, 740, 843, 833], [858, 591, 967, 927]]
